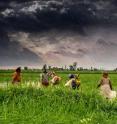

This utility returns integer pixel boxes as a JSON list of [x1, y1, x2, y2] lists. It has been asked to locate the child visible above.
[[97, 71, 116, 99], [65, 74, 77, 89], [12, 67, 21, 84], [40, 70, 49, 87], [65, 74, 81, 89], [50, 72, 61, 85]]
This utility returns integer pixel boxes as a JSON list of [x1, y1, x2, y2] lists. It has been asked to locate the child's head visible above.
[[69, 74, 75, 79], [103, 71, 108, 78], [16, 67, 21, 73]]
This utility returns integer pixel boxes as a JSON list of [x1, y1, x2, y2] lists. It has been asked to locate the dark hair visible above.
[[69, 74, 75, 79], [16, 67, 21, 73], [103, 71, 108, 78]]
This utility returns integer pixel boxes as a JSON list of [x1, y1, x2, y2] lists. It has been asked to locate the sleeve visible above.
[[65, 80, 71, 87]]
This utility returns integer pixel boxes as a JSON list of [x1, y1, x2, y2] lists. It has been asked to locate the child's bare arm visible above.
[[97, 79, 102, 88], [109, 80, 112, 90]]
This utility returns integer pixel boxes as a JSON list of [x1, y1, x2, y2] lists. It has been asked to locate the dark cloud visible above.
[[0, 29, 9, 48], [96, 39, 117, 47], [0, 30, 43, 66], [0, 44, 43, 66], [77, 48, 88, 55], [0, 0, 117, 68], [0, 0, 117, 33]]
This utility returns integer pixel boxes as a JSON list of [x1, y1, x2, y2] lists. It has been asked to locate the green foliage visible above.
[[0, 73, 117, 124]]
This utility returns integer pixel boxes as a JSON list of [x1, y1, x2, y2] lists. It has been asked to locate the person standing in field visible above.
[[40, 69, 49, 87], [50, 71, 61, 85], [97, 71, 116, 99], [12, 67, 21, 84]]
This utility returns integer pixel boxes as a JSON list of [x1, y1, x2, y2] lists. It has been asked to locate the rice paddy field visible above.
[[0, 71, 117, 124]]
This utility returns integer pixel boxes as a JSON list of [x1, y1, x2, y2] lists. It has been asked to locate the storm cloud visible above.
[[0, 0, 117, 69]]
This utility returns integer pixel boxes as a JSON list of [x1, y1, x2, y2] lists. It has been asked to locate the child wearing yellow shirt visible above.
[[65, 74, 81, 89]]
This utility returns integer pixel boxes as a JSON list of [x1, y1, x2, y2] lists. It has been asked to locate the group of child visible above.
[[40, 69, 61, 87], [12, 67, 117, 99]]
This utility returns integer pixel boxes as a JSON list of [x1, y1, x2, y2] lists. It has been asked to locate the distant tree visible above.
[[42, 64, 47, 71], [48, 66, 51, 70], [69, 65, 74, 71], [65, 65, 67, 70], [114, 68, 117, 72], [24, 66, 28, 70], [61, 66, 63, 70], [94, 68, 98, 71], [91, 67, 93, 71], [79, 67, 83, 71], [73, 62, 77, 70]]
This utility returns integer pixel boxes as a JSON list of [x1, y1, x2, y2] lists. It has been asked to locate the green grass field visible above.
[[0, 72, 117, 124]]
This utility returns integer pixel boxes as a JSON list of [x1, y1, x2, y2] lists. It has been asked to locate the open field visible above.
[[0, 72, 117, 124]]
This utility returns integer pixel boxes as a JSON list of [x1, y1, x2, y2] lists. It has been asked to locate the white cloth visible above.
[[100, 84, 116, 99], [65, 79, 75, 88]]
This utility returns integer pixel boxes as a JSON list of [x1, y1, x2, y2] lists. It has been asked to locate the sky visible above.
[[0, 0, 117, 69]]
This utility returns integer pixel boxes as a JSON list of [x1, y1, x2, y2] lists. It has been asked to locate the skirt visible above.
[[100, 84, 116, 99]]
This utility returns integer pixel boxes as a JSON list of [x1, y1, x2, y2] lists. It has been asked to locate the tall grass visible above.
[[0, 73, 117, 124]]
